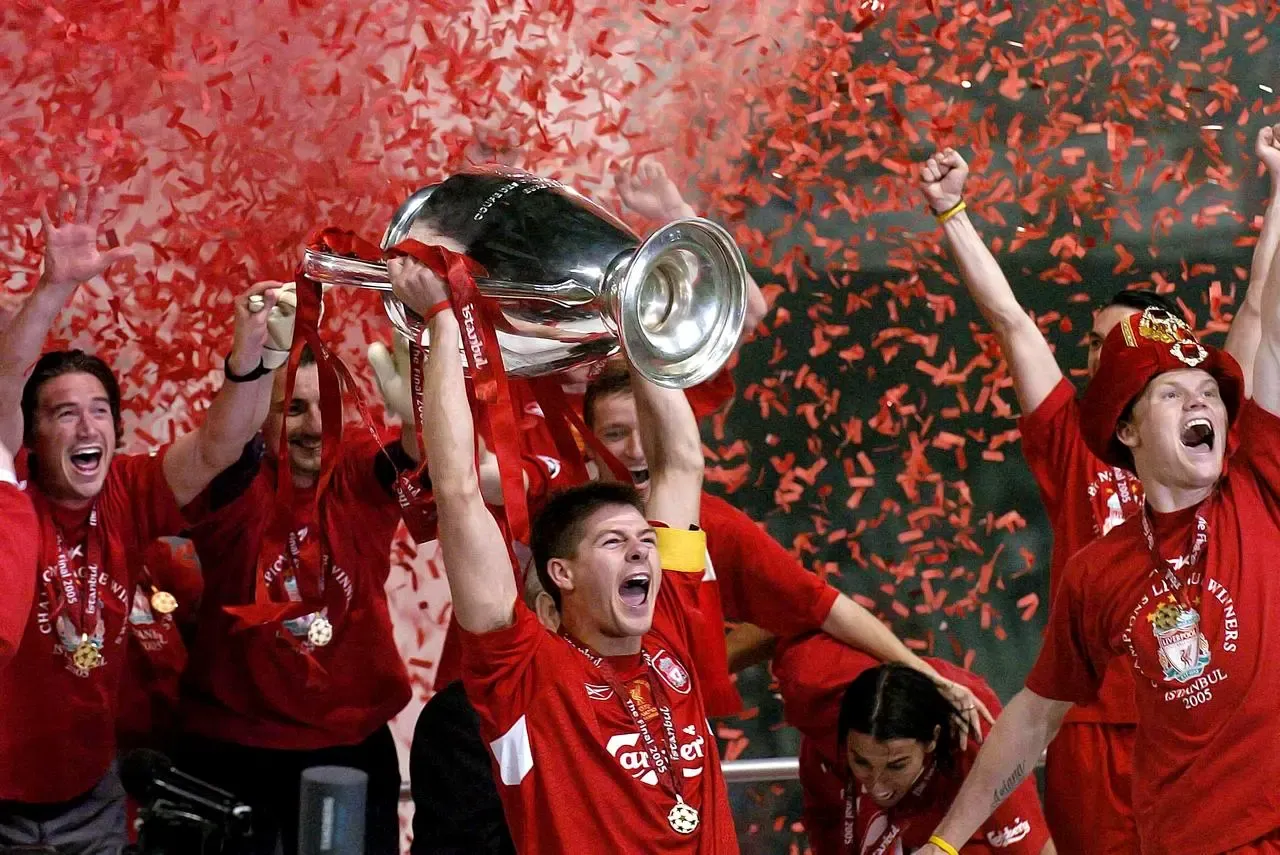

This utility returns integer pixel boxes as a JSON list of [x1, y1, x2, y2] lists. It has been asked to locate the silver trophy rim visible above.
[[616, 218, 748, 390]]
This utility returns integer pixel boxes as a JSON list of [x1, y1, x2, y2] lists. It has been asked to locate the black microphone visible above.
[[120, 749, 253, 837]]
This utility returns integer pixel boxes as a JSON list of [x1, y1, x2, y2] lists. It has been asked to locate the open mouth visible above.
[[69, 445, 104, 475], [618, 571, 651, 608], [1180, 418, 1215, 452], [630, 467, 650, 486], [291, 436, 322, 452]]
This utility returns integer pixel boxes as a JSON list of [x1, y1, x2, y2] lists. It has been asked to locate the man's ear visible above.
[[533, 591, 560, 632], [546, 557, 575, 595], [1117, 418, 1140, 451]]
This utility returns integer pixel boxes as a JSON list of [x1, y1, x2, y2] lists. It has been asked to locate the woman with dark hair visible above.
[[775, 632, 1053, 855]]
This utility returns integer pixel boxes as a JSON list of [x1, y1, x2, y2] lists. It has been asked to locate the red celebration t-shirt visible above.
[[1026, 399, 1280, 854], [1019, 377, 1144, 725], [0, 451, 183, 803], [460, 561, 739, 854], [179, 433, 411, 750], [116, 536, 204, 749], [0, 482, 38, 671], [774, 632, 1048, 855]]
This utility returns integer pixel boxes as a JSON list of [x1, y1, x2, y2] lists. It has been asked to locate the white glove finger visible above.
[[368, 342, 398, 392]]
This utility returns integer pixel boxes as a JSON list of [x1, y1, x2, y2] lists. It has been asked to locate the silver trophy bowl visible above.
[[302, 168, 748, 389]]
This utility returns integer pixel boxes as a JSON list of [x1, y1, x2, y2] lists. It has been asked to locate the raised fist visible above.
[[918, 148, 969, 215]]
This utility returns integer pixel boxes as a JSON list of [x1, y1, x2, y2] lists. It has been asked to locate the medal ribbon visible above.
[[1139, 502, 1211, 609], [31, 493, 108, 638], [560, 633, 690, 813], [384, 237, 531, 544]]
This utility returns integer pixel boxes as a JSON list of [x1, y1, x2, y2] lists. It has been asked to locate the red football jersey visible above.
[[0, 451, 184, 802], [179, 433, 411, 750], [1027, 399, 1280, 854], [774, 632, 1049, 855], [460, 562, 739, 854], [0, 481, 38, 671], [1019, 377, 1144, 725]]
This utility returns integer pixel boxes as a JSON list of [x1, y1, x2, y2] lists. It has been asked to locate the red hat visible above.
[[1081, 307, 1244, 470]]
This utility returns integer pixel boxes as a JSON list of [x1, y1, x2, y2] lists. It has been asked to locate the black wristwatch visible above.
[[224, 354, 271, 383]]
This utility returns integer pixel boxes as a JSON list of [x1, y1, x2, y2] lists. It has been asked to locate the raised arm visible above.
[[920, 150, 1063, 414], [162, 281, 282, 508], [1227, 121, 1280, 400], [388, 255, 518, 634], [918, 688, 1072, 855], [618, 159, 768, 338], [629, 363, 703, 530], [820, 595, 993, 741], [0, 184, 134, 451]]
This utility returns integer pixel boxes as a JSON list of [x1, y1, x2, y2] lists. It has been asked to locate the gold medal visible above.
[[150, 589, 178, 615], [72, 635, 103, 671], [668, 798, 700, 834], [307, 615, 333, 647]]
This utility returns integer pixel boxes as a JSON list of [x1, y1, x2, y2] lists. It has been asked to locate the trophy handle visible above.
[[301, 248, 597, 308]]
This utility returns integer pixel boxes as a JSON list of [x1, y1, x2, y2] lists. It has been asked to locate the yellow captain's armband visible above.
[[654, 527, 707, 573]]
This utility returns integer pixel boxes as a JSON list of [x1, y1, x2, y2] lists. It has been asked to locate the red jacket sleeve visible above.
[[0, 483, 37, 670], [703, 494, 838, 637]]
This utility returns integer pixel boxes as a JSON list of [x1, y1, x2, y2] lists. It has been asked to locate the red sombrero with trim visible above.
[[1081, 307, 1245, 471]]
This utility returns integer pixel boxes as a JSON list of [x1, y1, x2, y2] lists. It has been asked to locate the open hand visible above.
[[1257, 121, 1280, 179], [918, 149, 969, 214], [617, 159, 695, 221], [40, 184, 135, 290], [931, 676, 995, 751]]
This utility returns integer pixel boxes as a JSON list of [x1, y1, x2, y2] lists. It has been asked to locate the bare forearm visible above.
[[629, 364, 702, 527], [421, 314, 517, 632], [422, 317, 478, 493], [820, 594, 929, 671], [0, 281, 77, 448], [932, 689, 1068, 847], [941, 212, 1027, 334], [1228, 191, 1280, 395], [1253, 234, 1280, 415], [941, 212, 1061, 412]]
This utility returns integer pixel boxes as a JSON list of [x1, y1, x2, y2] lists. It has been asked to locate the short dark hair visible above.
[[582, 359, 632, 430], [1106, 288, 1182, 320], [837, 663, 959, 775], [530, 481, 645, 609], [22, 350, 124, 448]]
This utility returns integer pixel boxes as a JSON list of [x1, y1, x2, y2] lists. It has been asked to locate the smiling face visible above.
[[546, 503, 661, 651], [1088, 304, 1141, 377], [1119, 368, 1228, 495], [845, 730, 936, 810], [264, 363, 323, 486], [587, 391, 651, 501], [30, 372, 118, 508]]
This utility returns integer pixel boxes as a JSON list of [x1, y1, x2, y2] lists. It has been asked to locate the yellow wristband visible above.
[[935, 199, 966, 224], [654, 527, 707, 573], [929, 835, 961, 855]]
